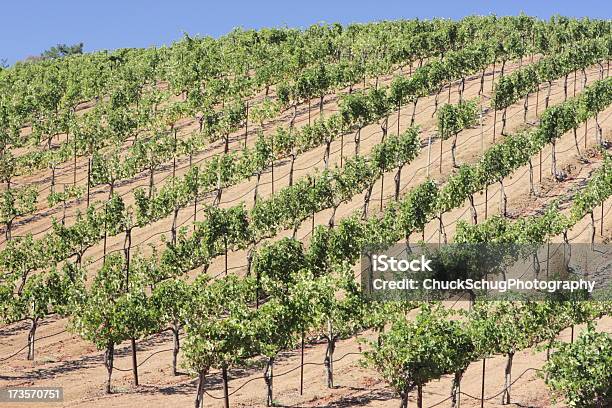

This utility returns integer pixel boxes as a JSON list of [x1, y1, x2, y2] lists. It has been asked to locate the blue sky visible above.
[[1, 0, 610, 65]]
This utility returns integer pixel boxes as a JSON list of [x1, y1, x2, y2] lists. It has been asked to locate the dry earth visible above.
[[1, 56, 610, 408]]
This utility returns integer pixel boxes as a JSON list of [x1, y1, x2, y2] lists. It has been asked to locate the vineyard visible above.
[[0, 15, 611, 408]]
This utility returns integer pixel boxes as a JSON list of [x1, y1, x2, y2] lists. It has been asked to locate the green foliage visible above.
[[253, 238, 307, 290], [469, 300, 560, 357], [455, 155, 611, 245], [397, 180, 439, 236], [571, 154, 612, 222], [437, 99, 479, 140], [70, 254, 155, 349], [313, 266, 367, 337], [492, 37, 611, 110], [365, 304, 474, 396], [2, 266, 81, 324], [372, 127, 421, 170], [253, 270, 321, 358], [47, 185, 84, 208], [182, 275, 257, 373], [544, 326, 611, 408], [0, 185, 38, 227], [2, 18, 612, 403], [41, 43, 84, 59], [150, 278, 190, 331]]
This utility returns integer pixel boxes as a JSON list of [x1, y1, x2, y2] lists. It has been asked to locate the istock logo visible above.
[[372, 255, 433, 272]]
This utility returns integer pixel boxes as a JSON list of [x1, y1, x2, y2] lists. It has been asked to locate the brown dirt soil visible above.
[[0, 57, 610, 408]]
